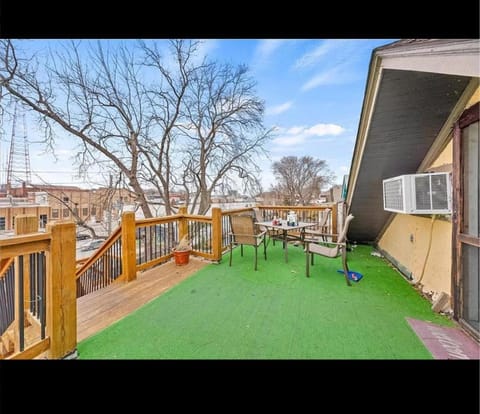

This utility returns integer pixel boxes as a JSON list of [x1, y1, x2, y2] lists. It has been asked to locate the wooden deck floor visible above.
[[77, 257, 209, 342]]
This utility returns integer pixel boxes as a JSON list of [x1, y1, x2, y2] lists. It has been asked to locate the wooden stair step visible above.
[[0, 329, 14, 358]]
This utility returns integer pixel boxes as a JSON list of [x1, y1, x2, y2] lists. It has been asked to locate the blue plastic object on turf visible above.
[[337, 270, 363, 282]]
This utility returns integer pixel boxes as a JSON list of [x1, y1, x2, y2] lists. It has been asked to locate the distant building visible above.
[[258, 191, 282, 205], [1, 184, 136, 227], [321, 185, 343, 203], [0, 196, 51, 232]]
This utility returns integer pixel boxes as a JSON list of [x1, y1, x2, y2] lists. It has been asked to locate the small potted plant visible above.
[[172, 234, 192, 266]]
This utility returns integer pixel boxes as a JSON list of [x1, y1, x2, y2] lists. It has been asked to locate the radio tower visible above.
[[6, 106, 32, 195]]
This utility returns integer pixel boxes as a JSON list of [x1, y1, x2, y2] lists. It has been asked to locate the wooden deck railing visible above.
[[0, 258, 15, 337], [257, 205, 336, 235], [134, 214, 180, 271], [220, 205, 336, 250], [76, 204, 337, 285], [0, 204, 339, 358], [75, 207, 223, 288], [75, 227, 123, 298], [0, 216, 76, 359]]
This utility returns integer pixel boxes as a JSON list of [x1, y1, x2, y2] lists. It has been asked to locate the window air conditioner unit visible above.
[[383, 172, 451, 214]]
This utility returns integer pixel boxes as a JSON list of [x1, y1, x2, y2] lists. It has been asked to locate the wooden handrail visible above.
[[135, 214, 182, 227], [258, 204, 335, 211], [0, 257, 14, 278], [0, 237, 51, 258], [75, 227, 122, 278], [220, 207, 253, 216], [0, 233, 51, 248], [183, 214, 215, 222]]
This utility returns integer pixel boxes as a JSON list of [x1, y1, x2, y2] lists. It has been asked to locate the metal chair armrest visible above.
[[229, 231, 267, 239], [304, 230, 339, 238], [304, 239, 346, 248]]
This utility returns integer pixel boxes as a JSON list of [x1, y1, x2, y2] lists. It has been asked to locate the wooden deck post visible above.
[[121, 211, 137, 282], [211, 208, 222, 262], [178, 206, 188, 242], [14, 214, 38, 236], [332, 204, 338, 242], [46, 221, 77, 359], [13, 215, 38, 352]]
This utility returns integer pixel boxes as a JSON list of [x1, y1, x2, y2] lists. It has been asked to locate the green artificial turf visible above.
[[78, 243, 453, 359]]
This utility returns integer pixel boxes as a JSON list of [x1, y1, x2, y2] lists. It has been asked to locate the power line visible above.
[[0, 170, 112, 174]]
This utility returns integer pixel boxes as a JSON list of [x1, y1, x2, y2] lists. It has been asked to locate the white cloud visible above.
[[266, 101, 293, 116], [293, 39, 360, 70], [272, 134, 306, 147], [304, 123, 345, 136], [294, 39, 372, 91], [255, 39, 287, 61], [286, 126, 304, 135], [272, 122, 345, 148], [252, 39, 296, 70], [301, 66, 343, 91], [301, 62, 358, 91], [293, 40, 345, 69], [339, 165, 349, 173]]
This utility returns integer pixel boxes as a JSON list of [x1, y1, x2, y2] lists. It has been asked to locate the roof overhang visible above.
[[347, 39, 480, 242], [379, 39, 480, 77]]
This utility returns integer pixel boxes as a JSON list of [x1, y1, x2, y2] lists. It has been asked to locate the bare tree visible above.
[[179, 62, 272, 214], [0, 39, 154, 217], [0, 40, 272, 217], [136, 40, 198, 215], [272, 156, 334, 205]]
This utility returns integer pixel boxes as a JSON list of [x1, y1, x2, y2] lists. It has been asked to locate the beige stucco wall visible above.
[[467, 85, 480, 107], [430, 140, 452, 169], [378, 214, 452, 296], [378, 138, 454, 299]]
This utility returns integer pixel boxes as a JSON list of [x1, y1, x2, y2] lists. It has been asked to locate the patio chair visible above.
[[304, 214, 355, 286], [253, 207, 280, 246], [304, 208, 331, 242], [229, 214, 267, 271]]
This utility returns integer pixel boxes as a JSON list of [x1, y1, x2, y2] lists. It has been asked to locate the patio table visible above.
[[256, 220, 316, 263]]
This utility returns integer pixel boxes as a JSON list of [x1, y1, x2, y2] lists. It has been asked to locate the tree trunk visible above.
[[198, 190, 211, 216], [129, 180, 152, 218]]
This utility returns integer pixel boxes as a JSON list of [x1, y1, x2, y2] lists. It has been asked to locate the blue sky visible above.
[[0, 39, 393, 191]]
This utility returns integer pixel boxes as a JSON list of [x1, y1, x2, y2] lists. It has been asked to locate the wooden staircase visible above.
[[0, 328, 15, 359], [0, 314, 44, 359]]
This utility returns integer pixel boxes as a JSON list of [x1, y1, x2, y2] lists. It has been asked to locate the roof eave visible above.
[[346, 52, 383, 210]]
